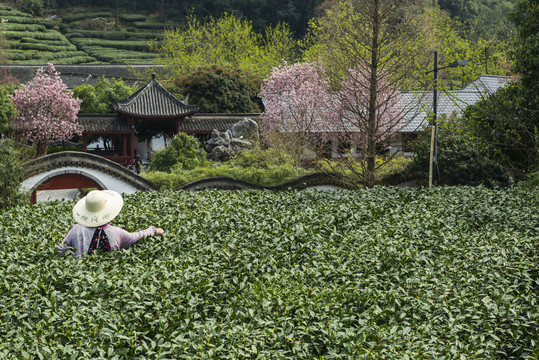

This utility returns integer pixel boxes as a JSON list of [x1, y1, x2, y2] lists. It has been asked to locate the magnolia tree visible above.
[[259, 62, 339, 163], [9, 64, 82, 156]]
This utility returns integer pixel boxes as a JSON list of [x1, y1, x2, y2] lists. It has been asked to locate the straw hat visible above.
[[73, 190, 124, 227]]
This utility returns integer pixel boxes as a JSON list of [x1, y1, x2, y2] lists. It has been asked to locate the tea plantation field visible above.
[[0, 187, 538, 359]]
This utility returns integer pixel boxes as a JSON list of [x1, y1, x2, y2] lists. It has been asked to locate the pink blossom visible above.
[[9, 63, 82, 154]]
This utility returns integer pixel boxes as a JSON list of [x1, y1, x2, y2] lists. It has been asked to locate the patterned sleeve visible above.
[[57, 225, 82, 257], [114, 226, 157, 249]]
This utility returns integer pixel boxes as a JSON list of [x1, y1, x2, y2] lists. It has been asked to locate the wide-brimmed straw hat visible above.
[[73, 190, 124, 227]]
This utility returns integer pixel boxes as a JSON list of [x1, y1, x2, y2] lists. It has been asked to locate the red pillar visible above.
[[130, 123, 135, 165]]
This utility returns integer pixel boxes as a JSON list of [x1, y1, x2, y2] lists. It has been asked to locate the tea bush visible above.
[[0, 187, 537, 358], [61, 12, 112, 23]]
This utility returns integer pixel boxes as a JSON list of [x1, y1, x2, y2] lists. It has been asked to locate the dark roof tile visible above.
[[112, 75, 198, 117], [78, 114, 131, 133], [181, 114, 260, 133]]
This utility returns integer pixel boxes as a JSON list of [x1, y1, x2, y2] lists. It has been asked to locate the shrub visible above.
[[0, 139, 27, 208], [461, 83, 538, 180], [134, 22, 168, 29], [0, 15, 54, 27], [11, 43, 77, 52], [61, 12, 112, 23], [69, 38, 156, 51], [149, 133, 209, 172], [119, 14, 147, 22], [3, 30, 67, 41], [66, 30, 160, 40], [144, 147, 311, 189], [0, 10, 32, 17]]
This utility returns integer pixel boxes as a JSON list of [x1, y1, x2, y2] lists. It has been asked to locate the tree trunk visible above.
[[366, 0, 380, 187]]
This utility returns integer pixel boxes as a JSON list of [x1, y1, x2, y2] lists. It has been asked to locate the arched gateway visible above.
[[20, 151, 156, 204]]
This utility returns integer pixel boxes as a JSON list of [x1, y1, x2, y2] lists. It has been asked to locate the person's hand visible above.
[[155, 228, 164, 236]]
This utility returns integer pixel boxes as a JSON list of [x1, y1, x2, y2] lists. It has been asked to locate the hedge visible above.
[[18, 55, 97, 64], [134, 22, 169, 29], [0, 15, 55, 27], [8, 42, 78, 52], [3, 30, 67, 41], [70, 38, 156, 51], [61, 12, 113, 23], [3, 23, 47, 32], [66, 30, 161, 40], [19, 38, 74, 46], [119, 14, 147, 22], [0, 9, 32, 17]]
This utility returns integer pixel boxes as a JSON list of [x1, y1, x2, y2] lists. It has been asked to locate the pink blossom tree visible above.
[[260, 60, 404, 185], [259, 61, 339, 162], [9, 64, 82, 156]]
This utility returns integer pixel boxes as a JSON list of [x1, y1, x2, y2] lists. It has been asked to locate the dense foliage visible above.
[[0, 139, 26, 208], [73, 77, 136, 114], [460, 84, 537, 180], [0, 86, 17, 133], [155, 13, 299, 78], [144, 147, 309, 189], [148, 133, 209, 173], [0, 187, 538, 358], [171, 66, 263, 113], [403, 116, 511, 187]]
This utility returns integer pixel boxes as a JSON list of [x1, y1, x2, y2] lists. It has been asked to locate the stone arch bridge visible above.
[[21, 151, 156, 203]]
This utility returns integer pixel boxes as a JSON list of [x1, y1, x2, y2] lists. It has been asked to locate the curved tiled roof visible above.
[[112, 74, 198, 118], [181, 114, 260, 133], [78, 114, 131, 133]]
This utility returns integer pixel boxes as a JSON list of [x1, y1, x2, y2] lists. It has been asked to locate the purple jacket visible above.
[[57, 223, 157, 256]]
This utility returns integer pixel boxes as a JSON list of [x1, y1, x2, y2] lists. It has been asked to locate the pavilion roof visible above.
[[112, 74, 198, 118]]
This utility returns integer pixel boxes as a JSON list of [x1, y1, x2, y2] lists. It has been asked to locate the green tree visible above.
[[73, 77, 136, 114], [461, 81, 537, 180], [511, 0, 539, 99], [154, 13, 299, 78], [457, 0, 538, 181], [0, 86, 17, 134], [149, 133, 209, 172], [171, 65, 263, 113], [404, 114, 510, 186]]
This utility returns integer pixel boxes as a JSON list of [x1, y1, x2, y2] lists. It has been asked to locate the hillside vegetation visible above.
[[0, 4, 163, 64]]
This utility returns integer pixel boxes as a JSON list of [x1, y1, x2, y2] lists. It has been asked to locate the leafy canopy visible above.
[[0, 86, 17, 133], [73, 76, 136, 114], [154, 13, 299, 78], [171, 65, 263, 113]]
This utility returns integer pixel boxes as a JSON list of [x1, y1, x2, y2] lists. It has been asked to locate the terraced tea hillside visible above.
[[0, 5, 165, 64], [0, 5, 95, 64]]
